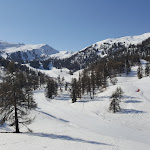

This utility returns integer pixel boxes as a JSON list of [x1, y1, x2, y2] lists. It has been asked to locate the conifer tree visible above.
[[137, 64, 143, 79], [109, 87, 123, 113], [145, 63, 150, 76], [125, 59, 131, 75], [0, 62, 37, 133], [91, 70, 95, 98], [70, 78, 77, 103], [45, 79, 58, 99]]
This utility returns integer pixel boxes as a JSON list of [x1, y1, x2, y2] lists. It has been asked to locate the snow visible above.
[[78, 33, 150, 59], [49, 51, 75, 59], [1, 43, 57, 54], [0, 40, 75, 61], [94, 32, 150, 48], [1, 62, 150, 150], [0, 41, 59, 61], [40, 68, 80, 82], [25, 64, 80, 82]]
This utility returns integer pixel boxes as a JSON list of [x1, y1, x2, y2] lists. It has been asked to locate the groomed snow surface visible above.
[[1, 64, 150, 150]]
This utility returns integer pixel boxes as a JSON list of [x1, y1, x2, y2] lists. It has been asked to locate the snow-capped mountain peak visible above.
[[0, 41, 59, 61]]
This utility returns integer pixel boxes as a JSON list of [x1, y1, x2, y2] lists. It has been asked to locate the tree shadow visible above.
[[78, 99, 102, 103], [36, 109, 69, 123], [124, 100, 142, 103], [0, 125, 12, 132], [121, 70, 137, 77], [78, 96, 110, 103], [55, 94, 70, 101], [121, 109, 146, 114], [124, 95, 138, 99], [99, 96, 110, 99], [27, 132, 113, 146]]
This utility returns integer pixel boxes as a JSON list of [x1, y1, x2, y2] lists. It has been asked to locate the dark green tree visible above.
[[0, 63, 36, 133], [145, 63, 150, 76], [137, 64, 143, 79], [109, 87, 123, 113], [70, 78, 77, 103], [45, 79, 58, 99]]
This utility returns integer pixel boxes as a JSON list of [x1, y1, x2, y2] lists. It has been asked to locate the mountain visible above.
[[0, 34, 150, 150], [0, 41, 59, 62], [1, 33, 150, 71], [38, 33, 150, 71], [81, 32, 150, 57], [69, 33, 150, 67]]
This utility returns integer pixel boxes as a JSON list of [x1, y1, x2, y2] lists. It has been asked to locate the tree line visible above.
[[70, 37, 150, 103], [0, 61, 58, 133]]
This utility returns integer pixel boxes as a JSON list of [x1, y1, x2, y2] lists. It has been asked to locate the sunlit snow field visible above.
[[0, 64, 150, 150]]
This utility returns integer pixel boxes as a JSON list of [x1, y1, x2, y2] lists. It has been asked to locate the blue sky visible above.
[[0, 0, 150, 51]]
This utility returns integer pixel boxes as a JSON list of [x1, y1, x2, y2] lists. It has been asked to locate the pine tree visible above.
[[91, 70, 95, 99], [70, 78, 77, 103], [137, 64, 143, 79], [109, 87, 123, 113], [125, 59, 131, 75], [71, 88, 77, 103], [45, 79, 58, 99], [65, 82, 68, 91], [0, 63, 37, 133], [145, 63, 150, 76]]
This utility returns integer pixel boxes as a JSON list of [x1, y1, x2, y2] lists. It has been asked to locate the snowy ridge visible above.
[[3, 44, 54, 53], [0, 41, 75, 61], [78, 33, 150, 57], [49, 51, 75, 59], [0, 41, 59, 61], [60, 33, 150, 72], [94, 32, 150, 47]]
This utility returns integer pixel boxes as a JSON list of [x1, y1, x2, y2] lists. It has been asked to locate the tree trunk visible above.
[[15, 106, 20, 133]]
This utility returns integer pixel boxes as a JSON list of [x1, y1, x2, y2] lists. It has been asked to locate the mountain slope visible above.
[[1, 33, 150, 71], [40, 33, 150, 71], [0, 64, 150, 150], [72, 33, 150, 65], [0, 41, 59, 62], [88, 32, 150, 55]]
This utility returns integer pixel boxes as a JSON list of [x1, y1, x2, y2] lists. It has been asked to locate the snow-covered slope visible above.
[[0, 40, 75, 62], [81, 33, 150, 55], [26, 64, 80, 82], [49, 51, 75, 59], [1, 33, 150, 70], [91, 33, 150, 56], [94, 33, 150, 48], [0, 41, 59, 61], [0, 61, 150, 150], [52, 33, 150, 71]]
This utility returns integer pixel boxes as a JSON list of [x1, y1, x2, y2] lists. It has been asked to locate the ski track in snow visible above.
[[0, 65, 150, 150]]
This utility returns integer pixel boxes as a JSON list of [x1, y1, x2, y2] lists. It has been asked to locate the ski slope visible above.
[[0, 65, 150, 150]]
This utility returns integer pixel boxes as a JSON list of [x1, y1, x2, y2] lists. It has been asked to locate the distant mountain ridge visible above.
[[0, 33, 150, 70], [43, 33, 150, 71], [76, 33, 150, 58], [0, 41, 59, 62]]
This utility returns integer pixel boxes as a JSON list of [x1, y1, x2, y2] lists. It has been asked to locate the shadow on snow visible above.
[[36, 109, 69, 123], [124, 100, 142, 103], [27, 132, 113, 146], [55, 94, 71, 101], [121, 109, 146, 114]]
